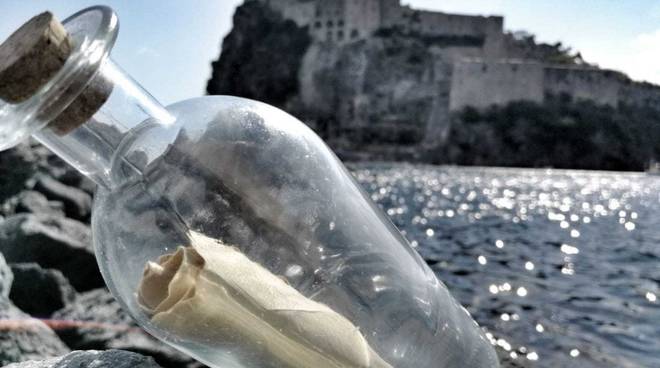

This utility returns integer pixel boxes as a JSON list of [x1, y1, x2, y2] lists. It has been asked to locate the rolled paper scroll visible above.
[[137, 231, 393, 368]]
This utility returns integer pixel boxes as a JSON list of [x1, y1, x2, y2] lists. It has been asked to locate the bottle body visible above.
[[92, 96, 499, 368], [0, 6, 499, 367]]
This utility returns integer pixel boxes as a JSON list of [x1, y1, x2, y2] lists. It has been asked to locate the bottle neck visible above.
[[33, 58, 174, 189]]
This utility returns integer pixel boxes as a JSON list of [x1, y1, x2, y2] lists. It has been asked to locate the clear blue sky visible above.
[[1, 1, 659, 105]]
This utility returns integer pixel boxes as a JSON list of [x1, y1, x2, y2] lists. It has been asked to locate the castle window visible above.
[[351, 29, 359, 38], [338, 20, 345, 27], [327, 30, 333, 41], [315, 9, 321, 17], [327, 20, 334, 27], [337, 30, 344, 40], [314, 21, 322, 29]]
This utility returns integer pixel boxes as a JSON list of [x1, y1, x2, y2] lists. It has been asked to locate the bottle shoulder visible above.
[[100, 95, 323, 192]]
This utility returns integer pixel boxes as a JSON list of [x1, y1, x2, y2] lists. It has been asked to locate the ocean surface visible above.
[[351, 163, 660, 368]]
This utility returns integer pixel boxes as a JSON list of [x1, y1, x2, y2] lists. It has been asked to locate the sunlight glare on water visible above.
[[352, 164, 660, 368]]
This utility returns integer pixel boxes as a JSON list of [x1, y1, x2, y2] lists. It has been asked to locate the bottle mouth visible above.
[[0, 6, 118, 151]]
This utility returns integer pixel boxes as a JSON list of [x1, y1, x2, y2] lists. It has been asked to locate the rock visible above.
[[77, 177, 97, 195], [4, 349, 164, 368], [0, 214, 103, 291], [0, 253, 13, 298], [206, 1, 311, 108], [52, 289, 201, 368], [0, 143, 40, 203], [0, 297, 69, 365], [33, 175, 92, 221], [9, 263, 76, 317], [2, 191, 65, 217]]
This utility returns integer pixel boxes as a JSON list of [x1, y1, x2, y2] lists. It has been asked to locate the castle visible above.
[[256, 0, 660, 113], [258, 0, 504, 56]]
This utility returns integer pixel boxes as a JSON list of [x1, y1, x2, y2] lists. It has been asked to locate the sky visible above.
[[1, 1, 659, 105]]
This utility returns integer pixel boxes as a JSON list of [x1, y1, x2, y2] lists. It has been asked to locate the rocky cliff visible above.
[[208, 1, 458, 161], [207, 1, 311, 107], [208, 1, 660, 170]]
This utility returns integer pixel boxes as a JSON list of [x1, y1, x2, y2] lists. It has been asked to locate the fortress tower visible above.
[[259, 0, 386, 44], [257, 0, 504, 52]]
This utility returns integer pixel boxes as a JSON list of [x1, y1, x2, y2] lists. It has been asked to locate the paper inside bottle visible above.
[[137, 231, 393, 368]]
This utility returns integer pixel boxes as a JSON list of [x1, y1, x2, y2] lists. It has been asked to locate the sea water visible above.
[[352, 163, 660, 367]]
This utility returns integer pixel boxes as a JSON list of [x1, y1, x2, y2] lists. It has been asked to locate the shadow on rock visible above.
[[52, 289, 204, 368], [0, 214, 103, 291], [0, 297, 70, 365]]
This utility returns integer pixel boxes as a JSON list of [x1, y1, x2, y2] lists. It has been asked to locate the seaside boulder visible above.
[[3, 350, 164, 368], [0, 297, 69, 365], [0, 252, 13, 298], [9, 263, 76, 317], [33, 175, 92, 221], [0, 214, 103, 291], [52, 289, 201, 368], [0, 143, 40, 203], [2, 191, 65, 217]]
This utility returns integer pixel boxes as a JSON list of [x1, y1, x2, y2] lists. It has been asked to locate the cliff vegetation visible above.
[[442, 96, 660, 171]]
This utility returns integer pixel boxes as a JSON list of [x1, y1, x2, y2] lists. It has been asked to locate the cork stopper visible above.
[[0, 12, 71, 103], [0, 11, 112, 135]]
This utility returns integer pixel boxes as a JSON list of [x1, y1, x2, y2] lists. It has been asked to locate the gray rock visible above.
[[77, 177, 97, 196], [9, 263, 77, 317], [0, 252, 13, 298], [0, 214, 103, 291], [4, 349, 164, 368], [2, 191, 65, 217], [0, 143, 40, 203], [0, 297, 69, 365], [52, 289, 201, 368], [33, 175, 92, 221]]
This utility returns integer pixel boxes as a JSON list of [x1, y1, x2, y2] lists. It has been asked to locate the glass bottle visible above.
[[0, 6, 499, 368]]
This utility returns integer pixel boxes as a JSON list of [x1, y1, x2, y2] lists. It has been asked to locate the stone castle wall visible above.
[[382, 6, 503, 37], [259, 0, 315, 26], [622, 82, 660, 108], [450, 60, 660, 111], [257, 0, 660, 123], [344, 0, 382, 40], [543, 67, 622, 107], [450, 60, 544, 110], [258, 0, 505, 47]]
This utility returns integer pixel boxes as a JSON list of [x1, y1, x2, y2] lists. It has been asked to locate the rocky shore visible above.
[[0, 141, 203, 368], [0, 141, 524, 367]]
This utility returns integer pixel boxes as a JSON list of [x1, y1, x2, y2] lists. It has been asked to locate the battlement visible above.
[[256, 0, 504, 47]]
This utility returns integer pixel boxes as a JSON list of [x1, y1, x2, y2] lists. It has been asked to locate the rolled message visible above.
[[138, 231, 393, 368]]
